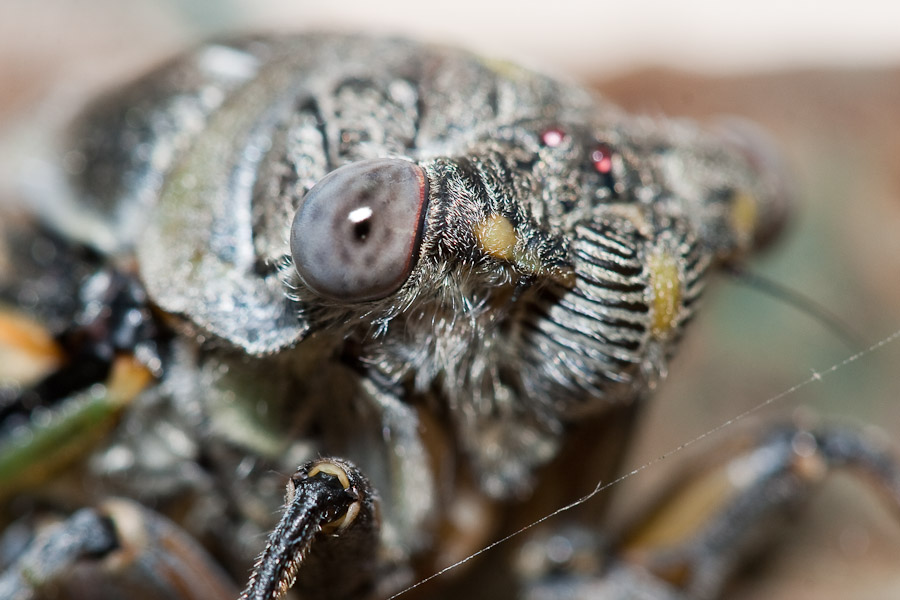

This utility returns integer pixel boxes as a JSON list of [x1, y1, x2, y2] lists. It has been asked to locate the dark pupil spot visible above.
[[353, 217, 371, 241]]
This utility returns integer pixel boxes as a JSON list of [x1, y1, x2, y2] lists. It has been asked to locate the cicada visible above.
[[1, 34, 897, 600]]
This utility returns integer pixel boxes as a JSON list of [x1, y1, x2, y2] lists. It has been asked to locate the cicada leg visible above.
[[517, 424, 900, 600], [0, 217, 163, 500], [0, 305, 155, 504], [0, 498, 239, 600], [239, 458, 380, 600]]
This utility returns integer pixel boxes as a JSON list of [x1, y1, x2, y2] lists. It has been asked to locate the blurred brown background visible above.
[[2, 1, 899, 598]]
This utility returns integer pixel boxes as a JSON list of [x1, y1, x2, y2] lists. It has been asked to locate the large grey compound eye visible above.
[[290, 158, 429, 302]]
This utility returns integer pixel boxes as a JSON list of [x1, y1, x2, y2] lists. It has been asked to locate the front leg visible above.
[[239, 458, 379, 600], [240, 367, 447, 600]]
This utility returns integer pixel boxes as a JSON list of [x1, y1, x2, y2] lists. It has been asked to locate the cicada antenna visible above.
[[724, 262, 865, 349]]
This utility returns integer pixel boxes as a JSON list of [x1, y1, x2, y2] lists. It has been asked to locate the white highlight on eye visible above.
[[348, 206, 373, 223]]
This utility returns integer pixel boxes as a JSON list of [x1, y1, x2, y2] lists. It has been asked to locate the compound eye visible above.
[[290, 158, 429, 302]]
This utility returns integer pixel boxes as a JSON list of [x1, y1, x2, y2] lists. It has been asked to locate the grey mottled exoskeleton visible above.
[[3, 33, 899, 600]]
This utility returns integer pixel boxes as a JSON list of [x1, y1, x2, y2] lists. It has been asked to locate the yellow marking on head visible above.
[[473, 214, 518, 261], [648, 251, 681, 339], [730, 190, 759, 246]]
